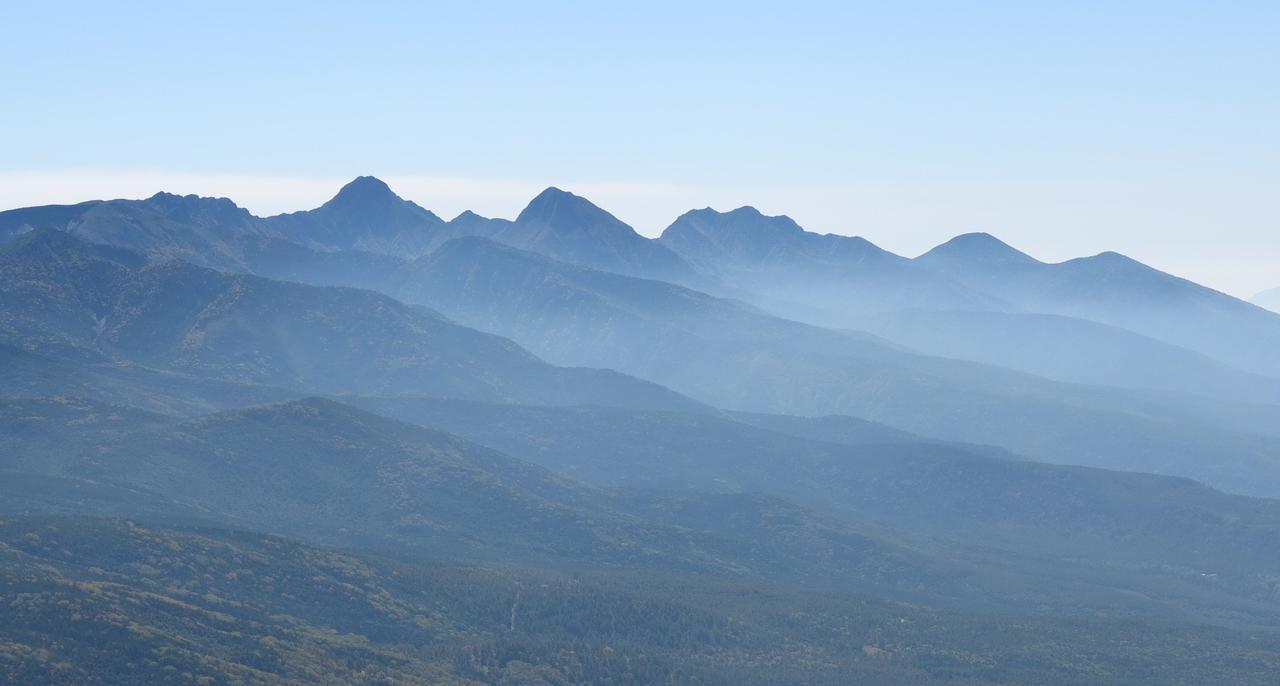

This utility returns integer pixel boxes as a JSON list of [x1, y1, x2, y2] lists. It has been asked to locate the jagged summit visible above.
[[146, 190, 229, 201], [659, 204, 896, 269], [143, 191, 252, 223], [916, 232, 1039, 265], [663, 206, 806, 243], [681, 205, 797, 225]]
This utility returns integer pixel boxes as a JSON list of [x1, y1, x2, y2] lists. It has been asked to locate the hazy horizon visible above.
[[4, 2, 1277, 297], [1, 169, 1274, 299]]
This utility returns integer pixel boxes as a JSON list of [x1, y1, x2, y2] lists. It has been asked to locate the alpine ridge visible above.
[[4, 175, 1280, 684]]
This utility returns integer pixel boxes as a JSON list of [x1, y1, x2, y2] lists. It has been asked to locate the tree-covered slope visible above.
[[348, 395, 1280, 623], [8, 395, 1280, 626], [0, 397, 958, 595], [5, 516, 1280, 686]]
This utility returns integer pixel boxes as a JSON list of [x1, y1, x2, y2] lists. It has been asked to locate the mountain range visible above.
[[659, 205, 1280, 379], [3, 176, 1280, 684], [10, 222, 1280, 496], [10, 177, 1275, 375]]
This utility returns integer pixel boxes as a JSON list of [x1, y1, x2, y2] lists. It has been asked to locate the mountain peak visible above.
[[499, 187, 694, 279], [516, 187, 630, 232], [312, 175, 441, 225], [525, 185, 574, 205], [326, 176, 401, 209], [917, 232, 1038, 265], [263, 175, 444, 255], [449, 209, 503, 230], [345, 175, 394, 193], [663, 206, 806, 239]]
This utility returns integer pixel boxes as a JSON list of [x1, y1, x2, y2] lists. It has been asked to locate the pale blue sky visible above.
[[2, 1, 1277, 295]]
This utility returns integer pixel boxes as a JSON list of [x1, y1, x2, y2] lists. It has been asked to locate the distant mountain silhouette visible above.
[[9, 177, 1275, 377], [0, 178, 701, 283], [471, 187, 698, 282], [657, 206, 1280, 379], [663, 205, 894, 267], [917, 236, 1280, 377], [859, 308, 1280, 403], [5, 181, 1280, 492], [659, 206, 1007, 321], [916, 231, 1039, 266], [368, 235, 1280, 497], [263, 175, 448, 256]]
